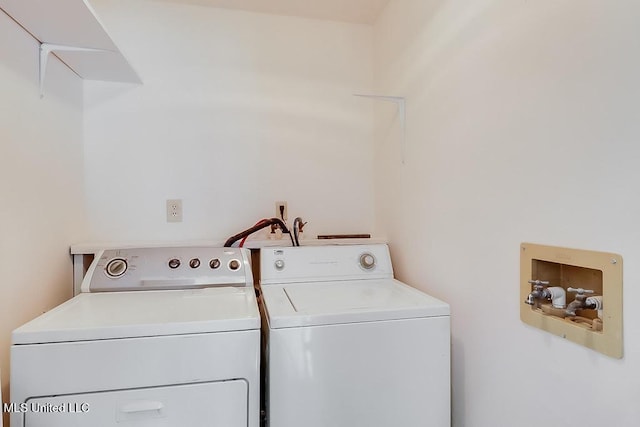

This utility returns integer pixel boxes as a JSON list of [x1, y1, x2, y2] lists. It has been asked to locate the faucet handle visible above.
[[567, 287, 595, 295], [528, 280, 550, 287], [528, 280, 549, 291]]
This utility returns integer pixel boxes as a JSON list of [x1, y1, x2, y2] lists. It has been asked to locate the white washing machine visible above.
[[259, 244, 450, 427], [11, 246, 260, 427]]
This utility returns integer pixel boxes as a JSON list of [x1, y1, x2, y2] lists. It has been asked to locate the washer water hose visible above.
[[224, 218, 294, 247], [293, 217, 307, 247]]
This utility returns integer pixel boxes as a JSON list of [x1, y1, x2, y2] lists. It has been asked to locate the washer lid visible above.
[[12, 287, 260, 344], [260, 279, 449, 329]]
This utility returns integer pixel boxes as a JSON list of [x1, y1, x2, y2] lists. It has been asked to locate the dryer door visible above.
[[23, 380, 247, 426]]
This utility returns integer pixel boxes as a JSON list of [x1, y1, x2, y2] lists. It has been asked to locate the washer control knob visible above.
[[105, 258, 127, 278], [168, 258, 181, 269], [210, 258, 221, 269], [359, 253, 376, 270], [229, 259, 241, 271], [189, 258, 201, 269], [274, 259, 285, 270]]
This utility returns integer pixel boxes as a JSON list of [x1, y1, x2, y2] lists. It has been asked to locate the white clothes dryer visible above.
[[11, 246, 260, 427], [259, 244, 450, 427]]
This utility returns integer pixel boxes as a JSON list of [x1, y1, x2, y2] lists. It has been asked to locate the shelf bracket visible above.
[[354, 94, 406, 164], [39, 43, 109, 98]]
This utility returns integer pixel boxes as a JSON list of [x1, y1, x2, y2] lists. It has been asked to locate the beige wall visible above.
[[0, 10, 87, 426], [374, 1, 640, 425], [83, 0, 375, 242]]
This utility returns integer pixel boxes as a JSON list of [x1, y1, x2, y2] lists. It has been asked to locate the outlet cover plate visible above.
[[167, 199, 183, 222]]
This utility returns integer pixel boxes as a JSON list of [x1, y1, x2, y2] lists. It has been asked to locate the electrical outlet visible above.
[[166, 199, 183, 222], [275, 201, 288, 221]]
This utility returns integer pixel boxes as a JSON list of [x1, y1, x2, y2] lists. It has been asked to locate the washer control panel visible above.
[[82, 247, 252, 292]]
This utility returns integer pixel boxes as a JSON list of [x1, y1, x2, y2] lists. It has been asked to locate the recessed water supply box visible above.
[[520, 243, 623, 358]]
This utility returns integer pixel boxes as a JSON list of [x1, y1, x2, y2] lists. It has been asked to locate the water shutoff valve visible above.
[[525, 280, 550, 306], [565, 287, 599, 317]]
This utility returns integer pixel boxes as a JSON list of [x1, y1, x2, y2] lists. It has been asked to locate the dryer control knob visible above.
[[168, 258, 181, 269], [229, 259, 241, 271], [360, 253, 376, 270], [274, 259, 285, 270]]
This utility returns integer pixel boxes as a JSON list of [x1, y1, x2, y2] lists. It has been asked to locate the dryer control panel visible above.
[[260, 244, 394, 285], [82, 247, 253, 292]]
